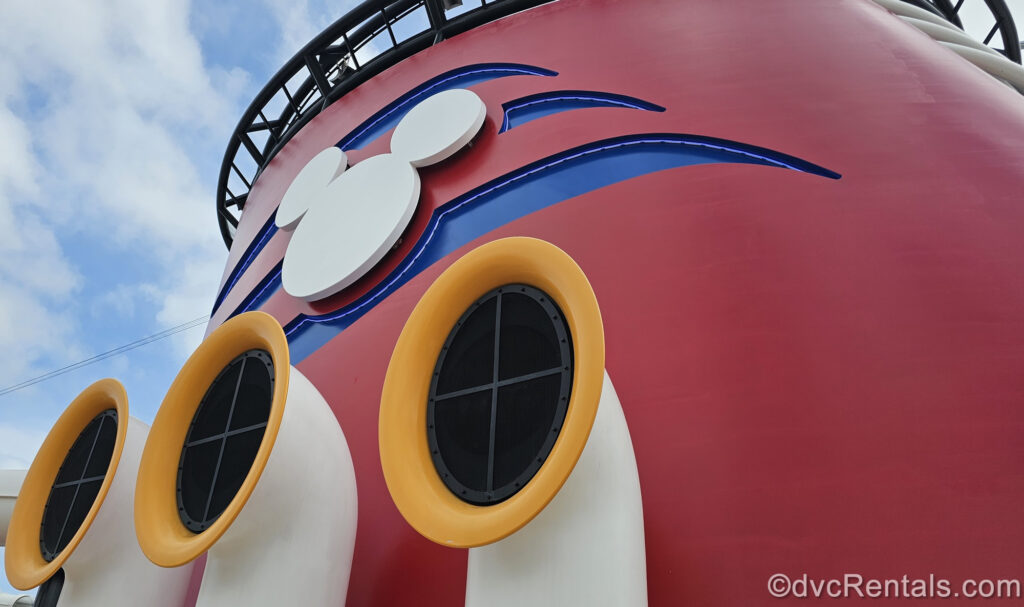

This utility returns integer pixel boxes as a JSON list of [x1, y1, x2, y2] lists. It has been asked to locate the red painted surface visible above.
[[202, 0, 1024, 604]]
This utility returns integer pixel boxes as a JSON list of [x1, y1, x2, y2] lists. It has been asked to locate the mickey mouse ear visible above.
[[276, 147, 347, 231], [281, 153, 419, 301], [390, 88, 487, 167]]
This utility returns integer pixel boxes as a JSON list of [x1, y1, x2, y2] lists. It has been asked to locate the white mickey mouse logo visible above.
[[279, 88, 487, 301], [276, 146, 348, 231]]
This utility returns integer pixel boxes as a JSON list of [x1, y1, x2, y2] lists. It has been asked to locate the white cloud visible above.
[[0, 0, 404, 447], [154, 254, 225, 357], [0, 423, 47, 469], [0, 0, 235, 253], [263, 0, 335, 65], [0, 0, 244, 395], [0, 82, 83, 389], [3, 1, 234, 128], [262, 0, 383, 87], [0, 285, 83, 388], [0, 104, 38, 198]]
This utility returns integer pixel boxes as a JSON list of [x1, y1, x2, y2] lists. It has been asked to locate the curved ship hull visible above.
[[7, 0, 1024, 605]]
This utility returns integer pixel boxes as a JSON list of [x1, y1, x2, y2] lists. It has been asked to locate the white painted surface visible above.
[[938, 42, 1024, 92], [466, 371, 648, 607], [57, 418, 193, 607], [278, 89, 486, 301], [194, 367, 358, 607], [390, 89, 486, 167], [0, 470, 26, 547], [871, 0, 960, 31], [282, 153, 419, 301], [276, 147, 347, 231], [870, 0, 1024, 93], [901, 16, 1001, 57], [0, 593, 32, 606]]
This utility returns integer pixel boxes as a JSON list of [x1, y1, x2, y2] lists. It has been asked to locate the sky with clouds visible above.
[[0, 0, 359, 595], [0, 0, 360, 460], [0, 0, 1021, 598]]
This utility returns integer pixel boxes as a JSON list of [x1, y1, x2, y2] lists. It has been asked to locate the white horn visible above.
[[4, 380, 193, 606], [134, 311, 357, 607]]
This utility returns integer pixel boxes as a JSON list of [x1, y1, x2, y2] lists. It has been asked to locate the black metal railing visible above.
[[215, 0, 1020, 248], [215, 0, 553, 248], [904, 0, 1021, 62]]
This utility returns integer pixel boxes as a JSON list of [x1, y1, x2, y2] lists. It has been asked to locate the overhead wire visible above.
[[0, 315, 209, 398]]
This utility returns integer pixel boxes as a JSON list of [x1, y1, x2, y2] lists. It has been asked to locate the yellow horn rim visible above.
[[134, 311, 289, 567], [5, 378, 129, 590], [379, 237, 604, 548]]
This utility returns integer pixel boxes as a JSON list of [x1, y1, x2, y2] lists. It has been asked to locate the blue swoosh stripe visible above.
[[212, 211, 278, 314], [235, 133, 841, 363], [214, 63, 558, 313], [500, 90, 665, 133], [338, 62, 558, 151], [229, 262, 283, 319]]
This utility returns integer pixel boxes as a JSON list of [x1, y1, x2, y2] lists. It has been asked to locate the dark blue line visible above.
[[229, 262, 283, 319], [338, 63, 557, 151], [214, 63, 557, 311], [212, 211, 279, 314], [499, 90, 665, 133], [253, 133, 840, 362]]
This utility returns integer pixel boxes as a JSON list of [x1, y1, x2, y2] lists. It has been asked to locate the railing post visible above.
[[424, 0, 447, 43]]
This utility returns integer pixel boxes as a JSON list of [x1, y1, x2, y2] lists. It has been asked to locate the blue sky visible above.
[[0, 0, 1020, 598], [0, 0, 366, 595]]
